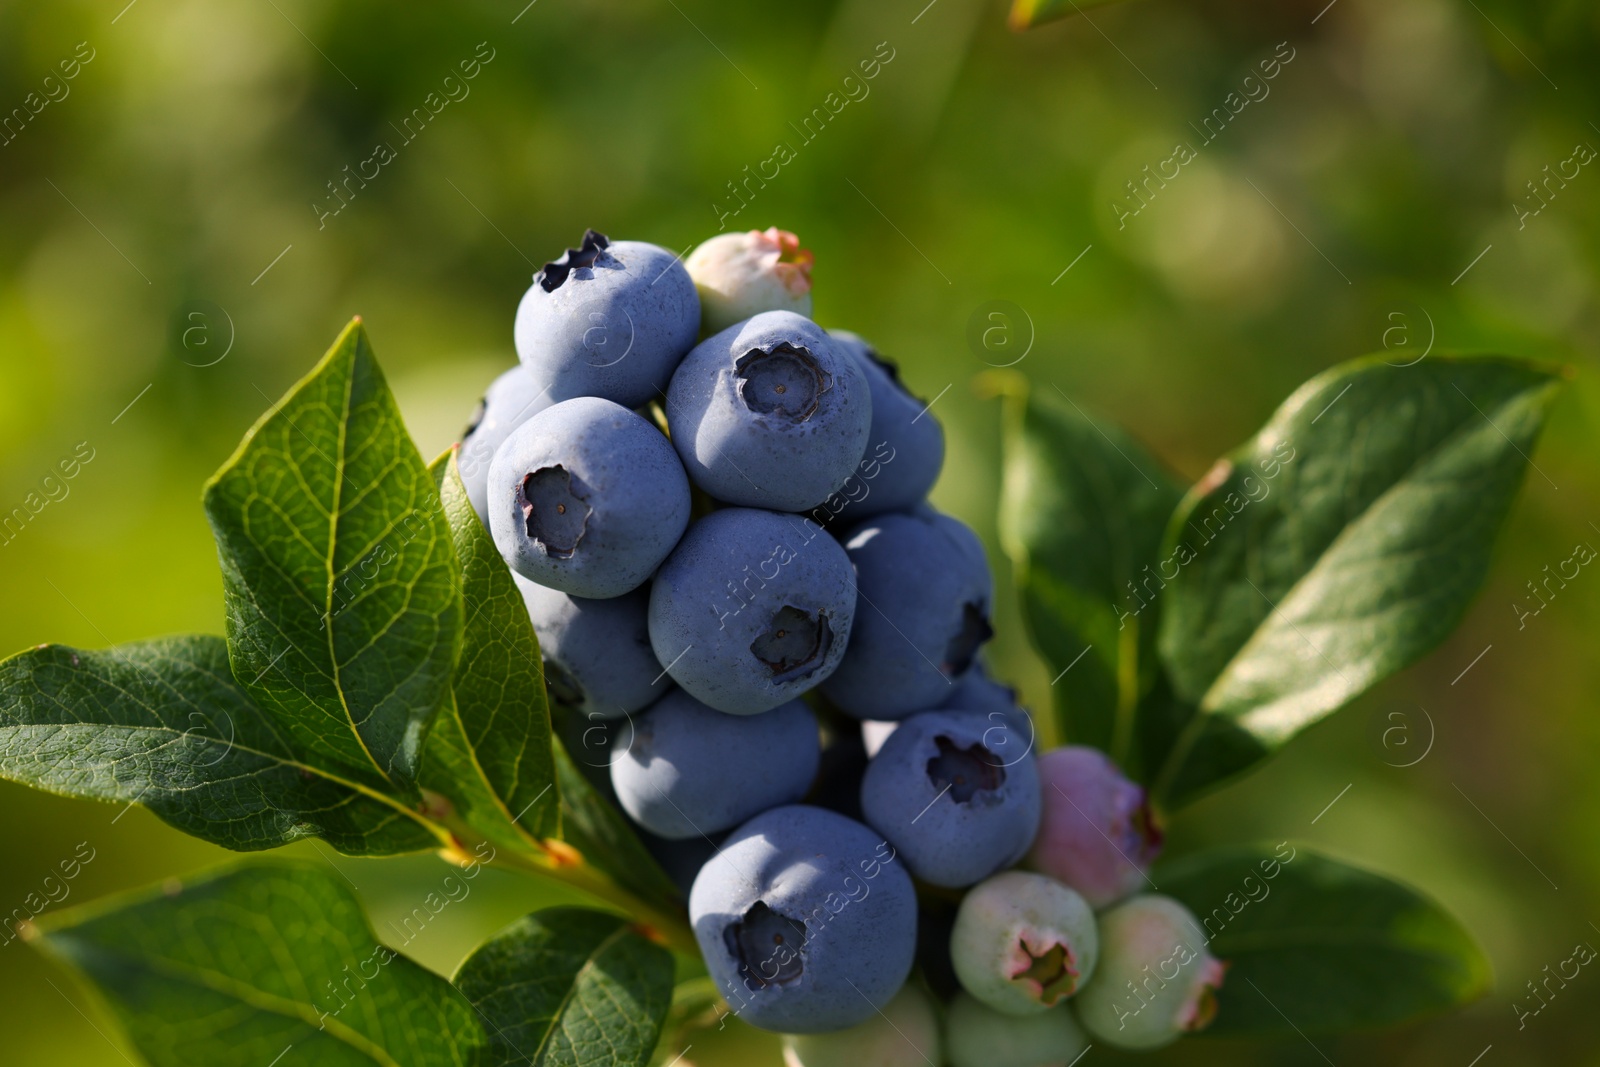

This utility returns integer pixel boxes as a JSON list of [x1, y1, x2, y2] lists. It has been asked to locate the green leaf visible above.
[[1153, 355, 1563, 804], [419, 452, 559, 854], [203, 320, 462, 795], [1160, 844, 1492, 1037], [997, 380, 1183, 772], [1008, 0, 1135, 31], [553, 739, 682, 908], [0, 637, 442, 854], [454, 907, 674, 1067], [34, 863, 485, 1066]]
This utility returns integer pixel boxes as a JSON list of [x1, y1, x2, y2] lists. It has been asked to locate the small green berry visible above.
[[945, 992, 1088, 1067], [781, 983, 940, 1067], [950, 870, 1098, 1016], [1074, 894, 1226, 1050]]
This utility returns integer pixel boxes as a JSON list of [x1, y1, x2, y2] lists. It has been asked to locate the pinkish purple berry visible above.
[[1028, 746, 1162, 908]]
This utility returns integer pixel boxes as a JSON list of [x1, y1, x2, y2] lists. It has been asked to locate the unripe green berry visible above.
[[781, 983, 941, 1067], [950, 870, 1098, 1016], [1074, 894, 1226, 1050], [945, 992, 1088, 1067]]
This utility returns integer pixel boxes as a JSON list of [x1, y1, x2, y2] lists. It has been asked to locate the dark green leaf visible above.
[[553, 739, 682, 908], [1160, 844, 1492, 1036], [997, 380, 1183, 771], [1008, 0, 1135, 31], [0, 637, 442, 854], [203, 320, 462, 794], [1154, 355, 1563, 804], [454, 907, 674, 1067], [419, 452, 559, 854], [35, 863, 485, 1066]]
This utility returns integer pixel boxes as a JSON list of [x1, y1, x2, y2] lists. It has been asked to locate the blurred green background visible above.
[[1, 0, 1597, 1062]]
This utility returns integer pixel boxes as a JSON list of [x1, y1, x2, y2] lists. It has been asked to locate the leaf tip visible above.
[[331, 316, 371, 355]]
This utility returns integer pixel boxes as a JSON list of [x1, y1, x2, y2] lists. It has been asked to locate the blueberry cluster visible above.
[[462, 227, 1224, 1064]]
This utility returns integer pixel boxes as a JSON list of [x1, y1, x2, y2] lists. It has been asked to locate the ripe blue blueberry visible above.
[[826, 331, 945, 522], [1073, 895, 1225, 1050], [514, 230, 700, 408], [666, 311, 871, 512], [514, 575, 668, 719], [860, 711, 1040, 888], [821, 509, 995, 719], [1029, 746, 1163, 909], [944, 993, 1088, 1067], [487, 397, 690, 598], [939, 662, 1025, 718], [689, 804, 917, 1034], [610, 691, 820, 839], [781, 983, 941, 1067], [459, 365, 554, 526], [862, 664, 1035, 759], [938, 665, 1036, 765], [950, 871, 1098, 1017], [685, 227, 814, 336], [648, 507, 855, 715]]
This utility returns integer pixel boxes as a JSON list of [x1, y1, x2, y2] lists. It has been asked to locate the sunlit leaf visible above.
[[36, 863, 485, 1065], [419, 452, 559, 855], [1153, 355, 1563, 804], [454, 907, 674, 1067], [203, 320, 462, 794], [0, 637, 441, 854]]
